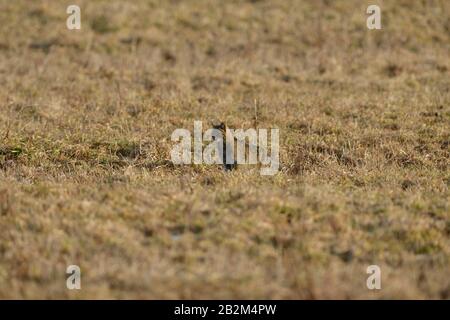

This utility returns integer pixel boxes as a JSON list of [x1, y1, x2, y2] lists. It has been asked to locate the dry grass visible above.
[[0, 0, 449, 299]]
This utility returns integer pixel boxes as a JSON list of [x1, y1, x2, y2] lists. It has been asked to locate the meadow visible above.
[[0, 0, 449, 299]]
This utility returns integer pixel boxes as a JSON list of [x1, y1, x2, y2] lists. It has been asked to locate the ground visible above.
[[0, 0, 449, 299]]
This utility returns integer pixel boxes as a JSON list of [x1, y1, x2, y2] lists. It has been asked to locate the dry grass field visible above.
[[0, 0, 449, 299]]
